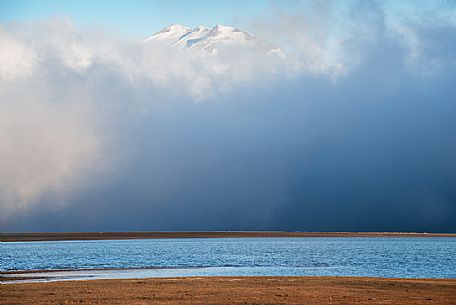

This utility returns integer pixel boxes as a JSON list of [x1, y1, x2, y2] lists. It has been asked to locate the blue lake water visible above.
[[1, 237, 455, 281]]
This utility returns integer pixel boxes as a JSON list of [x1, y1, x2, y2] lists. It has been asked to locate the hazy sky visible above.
[[1, 0, 456, 232], [0, 0, 269, 37]]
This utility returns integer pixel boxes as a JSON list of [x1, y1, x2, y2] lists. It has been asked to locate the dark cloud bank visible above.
[[7, 52, 456, 232], [2, 3, 456, 232]]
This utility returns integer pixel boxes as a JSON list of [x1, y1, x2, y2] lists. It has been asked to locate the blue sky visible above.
[[2, 0, 453, 38], [0, 0, 270, 37]]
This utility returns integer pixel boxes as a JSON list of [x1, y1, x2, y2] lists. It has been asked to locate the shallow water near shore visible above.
[[2, 237, 455, 282]]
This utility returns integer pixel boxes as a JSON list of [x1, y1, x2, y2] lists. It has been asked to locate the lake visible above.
[[1, 237, 455, 281]]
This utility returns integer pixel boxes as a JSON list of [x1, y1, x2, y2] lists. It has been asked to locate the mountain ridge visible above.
[[144, 24, 284, 56]]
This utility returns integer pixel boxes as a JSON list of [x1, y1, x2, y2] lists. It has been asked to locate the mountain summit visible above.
[[144, 24, 284, 56]]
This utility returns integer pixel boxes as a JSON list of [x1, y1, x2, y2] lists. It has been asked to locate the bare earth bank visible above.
[[1, 276, 456, 305]]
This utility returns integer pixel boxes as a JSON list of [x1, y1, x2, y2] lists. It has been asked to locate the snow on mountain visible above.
[[145, 24, 284, 57], [143, 24, 192, 44], [172, 26, 210, 47]]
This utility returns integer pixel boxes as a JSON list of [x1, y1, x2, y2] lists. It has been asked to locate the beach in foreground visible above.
[[2, 276, 456, 305]]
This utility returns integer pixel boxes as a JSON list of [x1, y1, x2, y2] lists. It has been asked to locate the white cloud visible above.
[[0, 81, 102, 222], [248, 1, 382, 79], [0, 28, 36, 82], [385, 2, 456, 76]]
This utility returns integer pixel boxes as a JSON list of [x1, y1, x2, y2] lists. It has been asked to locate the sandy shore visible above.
[[1, 276, 455, 304], [1, 231, 455, 242]]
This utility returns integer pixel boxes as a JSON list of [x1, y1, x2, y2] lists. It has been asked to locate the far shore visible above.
[[1, 231, 455, 242], [1, 276, 456, 305]]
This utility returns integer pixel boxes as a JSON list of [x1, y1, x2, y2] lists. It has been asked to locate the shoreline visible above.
[[2, 271, 455, 284], [2, 276, 456, 304], [2, 231, 455, 242], [0, 267, 456, 284], [2, 267, 455, 284]]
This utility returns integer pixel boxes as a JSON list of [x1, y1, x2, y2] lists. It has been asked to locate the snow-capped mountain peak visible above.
[[144, 24, 191, 44], [172, 25, 210, 47], [209, 24, 254, 40], [144, 24, 284, 57]]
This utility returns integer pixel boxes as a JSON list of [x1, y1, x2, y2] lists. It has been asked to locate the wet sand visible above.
[[1, 276, 456, 305], [1, 231, 455, 242]]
